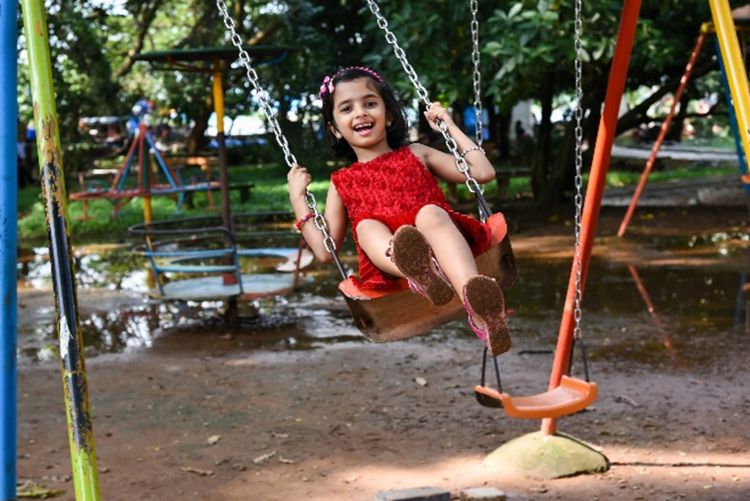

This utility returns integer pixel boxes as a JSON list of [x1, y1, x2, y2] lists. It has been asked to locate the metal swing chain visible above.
[[215, 0, 345, 277], [470, 0, 483, 146], [572, 0, 590, 381], [365, 0, 491, 221]]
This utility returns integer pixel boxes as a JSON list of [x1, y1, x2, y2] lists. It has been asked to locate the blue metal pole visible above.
[[714, 37, 750, 194], [0, 0, 19, 497]]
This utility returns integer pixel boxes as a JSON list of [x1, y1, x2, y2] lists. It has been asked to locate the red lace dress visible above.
[[331, 145, 491, 290]]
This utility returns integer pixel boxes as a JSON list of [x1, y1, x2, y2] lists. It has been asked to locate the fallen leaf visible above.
[[179, 466, 213, 476], [207, 435, 221, 446], [278, 457, 295, 464], [415, 377, 427, 386], [16, 480, 64, 499], [253, 450, 277, 465]]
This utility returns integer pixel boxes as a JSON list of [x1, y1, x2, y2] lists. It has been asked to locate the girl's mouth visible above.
[[353, 123, 374, 136]]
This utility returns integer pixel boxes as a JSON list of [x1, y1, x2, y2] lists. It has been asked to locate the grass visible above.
[[600, 165, 738, 188], [15, 158, 741, 244]]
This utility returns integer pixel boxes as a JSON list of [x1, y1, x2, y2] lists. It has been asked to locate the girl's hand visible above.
[[424, 102, 455, 132], [287, 164, 312, 201]]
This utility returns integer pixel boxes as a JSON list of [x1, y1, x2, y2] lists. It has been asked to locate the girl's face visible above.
[[330, 78, 392, 160]]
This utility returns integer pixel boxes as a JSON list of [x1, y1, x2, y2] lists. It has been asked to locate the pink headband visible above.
[[319, 66, 385, 99]]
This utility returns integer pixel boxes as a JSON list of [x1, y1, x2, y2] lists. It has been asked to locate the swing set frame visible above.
[[9, 0, 740, 496]]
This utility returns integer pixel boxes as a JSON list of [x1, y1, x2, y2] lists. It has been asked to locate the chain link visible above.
[[572, 0, 584, 341], [470, 0, 483, 146], [365, 0, 485, 198], [215, 0, 341, 262]]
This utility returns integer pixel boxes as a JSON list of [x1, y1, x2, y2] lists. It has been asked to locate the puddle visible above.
[[16, 243, 750, 370]]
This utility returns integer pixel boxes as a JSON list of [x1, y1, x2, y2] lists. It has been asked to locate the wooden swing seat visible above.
[[338, 213, 517, 342], [473, 375, 598, 419]]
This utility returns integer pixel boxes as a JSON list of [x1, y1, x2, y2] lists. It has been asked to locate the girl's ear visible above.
[[329, 123, 342, 139], [386, 111, 393, 127]]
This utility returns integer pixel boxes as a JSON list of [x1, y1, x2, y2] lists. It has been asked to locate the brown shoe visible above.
[[463, 275, 511, 356], [389, 225, 454, 306]]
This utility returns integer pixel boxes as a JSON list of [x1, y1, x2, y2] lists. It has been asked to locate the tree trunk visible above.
[[531, 72, 555, 201], [186, 93, 213, 153]]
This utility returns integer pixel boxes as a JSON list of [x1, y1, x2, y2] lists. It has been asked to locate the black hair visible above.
[[320, 67, 408, 162]]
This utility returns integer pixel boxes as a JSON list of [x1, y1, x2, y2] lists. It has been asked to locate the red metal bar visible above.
[[136, 126, 145, 191], [617, 32, 707, 237], [110, 124, 142, 192], [541, 0, 642, 436]]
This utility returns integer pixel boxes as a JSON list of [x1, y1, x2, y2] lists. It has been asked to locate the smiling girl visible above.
[[287, 66, 510, 355]]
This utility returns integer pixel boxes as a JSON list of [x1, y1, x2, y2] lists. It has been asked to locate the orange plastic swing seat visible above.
[[473, 376, 598, 419]]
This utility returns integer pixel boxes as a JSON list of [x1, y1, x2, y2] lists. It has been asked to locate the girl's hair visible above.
[[320, 67, 408, 162]]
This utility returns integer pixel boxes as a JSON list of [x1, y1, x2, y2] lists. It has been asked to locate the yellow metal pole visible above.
[[708, 0, 750, 163]]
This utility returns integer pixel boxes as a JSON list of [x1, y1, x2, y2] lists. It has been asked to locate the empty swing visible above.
[[471, 0, 597, 419], [217, 0, 516, 342]]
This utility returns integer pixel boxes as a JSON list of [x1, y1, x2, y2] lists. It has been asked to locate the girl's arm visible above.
[[288, 165, 347, 263], [410, 102, 495, 184]]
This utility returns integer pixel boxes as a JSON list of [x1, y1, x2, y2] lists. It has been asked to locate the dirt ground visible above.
[[15, 205, 750, 500]]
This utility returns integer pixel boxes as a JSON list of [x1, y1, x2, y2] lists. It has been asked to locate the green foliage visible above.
[[16, 0, 739, 213]]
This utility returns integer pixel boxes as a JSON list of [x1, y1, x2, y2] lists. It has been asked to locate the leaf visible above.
[[253, 450, 277, 465], [179, 466, 213, 477], [206, 434, 221, 446], [16, 480, 65, 499], [508, 3, 523, 18]]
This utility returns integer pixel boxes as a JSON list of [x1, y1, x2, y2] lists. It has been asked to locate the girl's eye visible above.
[[367, 101, 377, 107], [340, 106, 351, 113]]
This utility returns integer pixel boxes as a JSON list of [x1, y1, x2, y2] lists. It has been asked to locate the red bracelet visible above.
[[294, 213, 314, 233]]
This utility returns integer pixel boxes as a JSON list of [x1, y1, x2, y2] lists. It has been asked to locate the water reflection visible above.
[[16, 244, 749, 370]]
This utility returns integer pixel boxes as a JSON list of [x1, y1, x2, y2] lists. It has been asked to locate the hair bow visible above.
[[319, 76, 334, 98]]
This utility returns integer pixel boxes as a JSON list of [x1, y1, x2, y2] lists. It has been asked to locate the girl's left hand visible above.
[[424, 102, 454, 132]]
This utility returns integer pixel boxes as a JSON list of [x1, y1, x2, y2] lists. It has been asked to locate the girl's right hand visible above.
[[287, 164, 312, 201]]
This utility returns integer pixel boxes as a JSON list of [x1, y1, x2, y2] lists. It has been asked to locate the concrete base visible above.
[[482, 431, 609, 479]]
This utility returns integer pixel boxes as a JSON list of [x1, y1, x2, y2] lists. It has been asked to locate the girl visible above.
[[288, 66, 510, 356]]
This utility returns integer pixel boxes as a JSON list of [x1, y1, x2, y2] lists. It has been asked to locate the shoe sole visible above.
[[391, 226, 454, 306], [465, 276, 511, 355]]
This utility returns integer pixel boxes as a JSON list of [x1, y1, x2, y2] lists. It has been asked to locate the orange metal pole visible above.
[[541, 0, 641, 436], [617, 32, 707, 237]]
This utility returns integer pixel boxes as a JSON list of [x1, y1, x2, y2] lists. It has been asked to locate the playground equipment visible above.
[[481, 0, 646, 479], [16, 1, 102, 499], [618, 3, 750, 237], [129, 212, 313, 302], [1, 1, 18, 498], [463, 0, 597, 421], [217, 0, 518, 343], [363, 0, 598, 420], [69, 121, 223, 217]]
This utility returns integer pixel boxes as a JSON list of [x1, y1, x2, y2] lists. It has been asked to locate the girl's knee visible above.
[[355, 218, 385, 240], [415, 204, 450, 228]]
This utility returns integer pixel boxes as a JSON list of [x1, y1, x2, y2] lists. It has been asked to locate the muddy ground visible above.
[[15, 204, 750, 500]]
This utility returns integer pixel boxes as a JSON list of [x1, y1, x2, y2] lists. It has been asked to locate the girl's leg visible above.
[[414, 204, 478, 296], [355, 218, 402, 277], [357, 218, 454, 305], [415, 204, 510, 355]]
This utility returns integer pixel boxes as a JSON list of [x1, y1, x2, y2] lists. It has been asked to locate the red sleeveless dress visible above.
[[331, 145, 492, 290]]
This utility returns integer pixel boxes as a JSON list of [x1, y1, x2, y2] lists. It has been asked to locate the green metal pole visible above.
[[20, 1, 101, 499]]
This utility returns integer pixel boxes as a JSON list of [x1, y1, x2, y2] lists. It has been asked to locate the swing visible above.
[[473, 347, 598, 419], [217, 0, 517, 342], [469, 0, 597, 418]]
